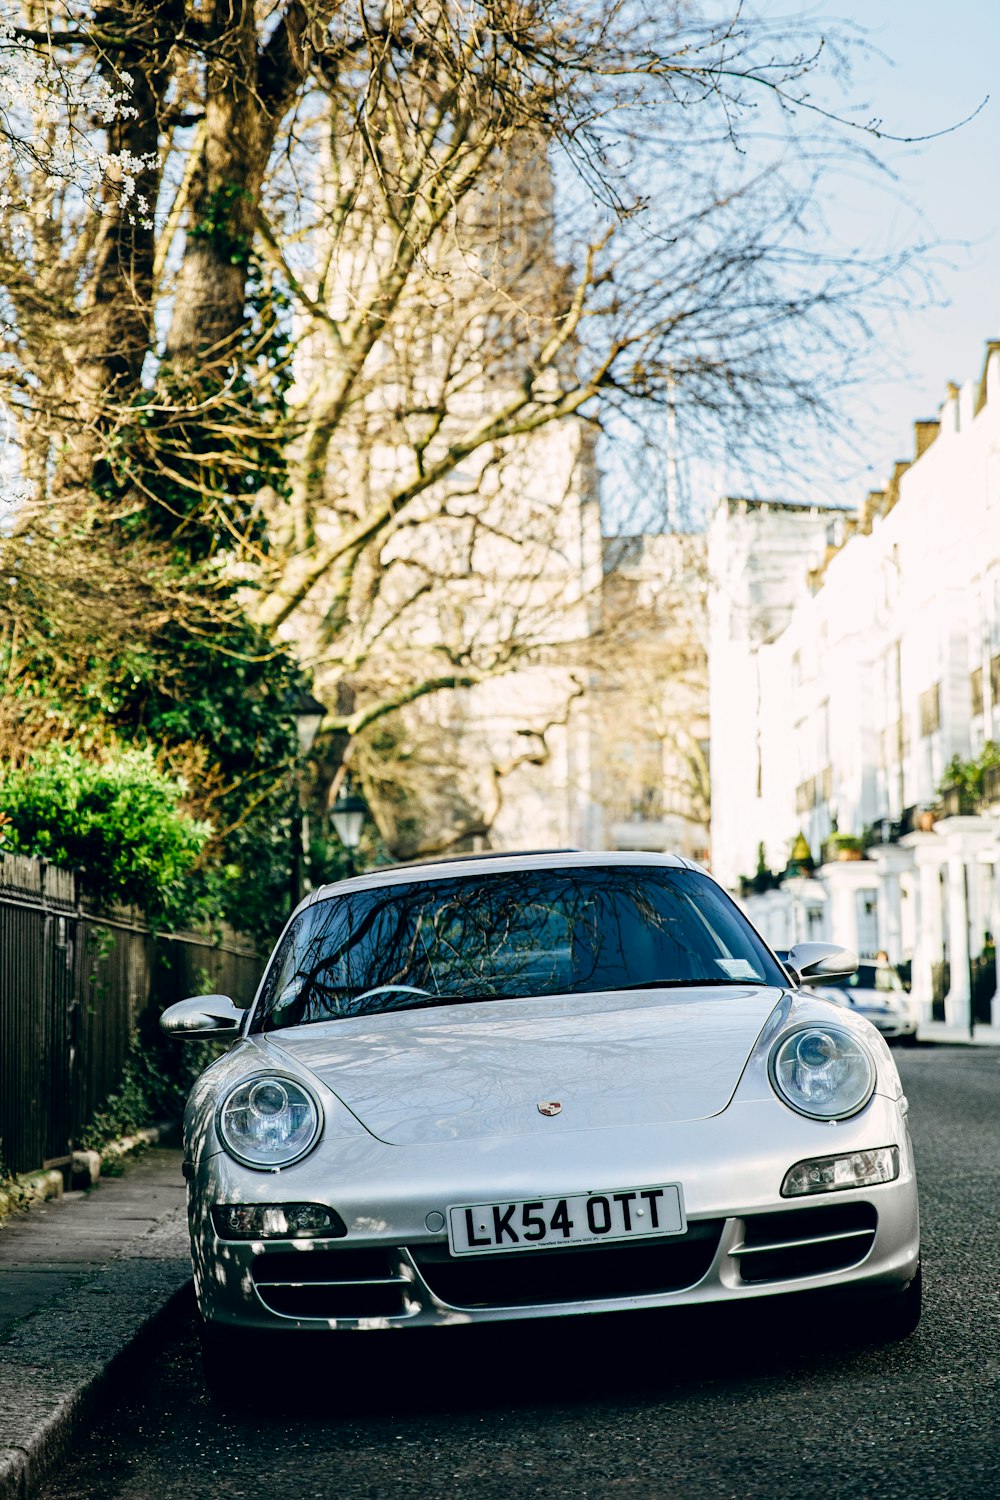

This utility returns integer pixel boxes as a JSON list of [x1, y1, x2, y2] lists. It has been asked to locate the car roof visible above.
[[304, 848, 696, 908]]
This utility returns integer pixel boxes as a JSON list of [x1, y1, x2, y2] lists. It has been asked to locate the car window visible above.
[[251, 866, 786, 1030]]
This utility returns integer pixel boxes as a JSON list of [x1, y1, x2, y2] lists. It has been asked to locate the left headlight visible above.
[[217, 1074, 322, 1169], [768, 1025, 875, 1121]]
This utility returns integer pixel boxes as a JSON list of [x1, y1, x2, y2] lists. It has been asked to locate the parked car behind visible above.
[[814, 961, 917, 1043]]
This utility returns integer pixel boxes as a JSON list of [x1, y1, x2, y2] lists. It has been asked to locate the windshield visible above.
[[251, 865, 786, 1031]]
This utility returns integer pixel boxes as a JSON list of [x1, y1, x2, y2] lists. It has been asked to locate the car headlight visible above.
[[211, 1203, 346, 1238], [217, 1075, 322, 1169], [768, 1025, 875, 1120], [781, 1146, 899, 1196]]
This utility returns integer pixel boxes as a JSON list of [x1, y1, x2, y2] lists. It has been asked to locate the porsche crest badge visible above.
[[537, 1100, 562, 1116]]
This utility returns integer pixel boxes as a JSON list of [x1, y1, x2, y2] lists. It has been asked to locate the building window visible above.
[[881, 719, 908, 766], [971, 666, 984, 717], [795, 777, 817, 815], [919, 684, 941, 738], [991, 653, 1000, 710]]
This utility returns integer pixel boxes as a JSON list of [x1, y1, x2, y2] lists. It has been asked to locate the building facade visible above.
[[589, 531, 710, 862], [709, 341, 1000, 1032]]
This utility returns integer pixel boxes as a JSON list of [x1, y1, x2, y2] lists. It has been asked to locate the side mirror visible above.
[[160, 995, 243, 1039], [782, 943, 858, 987]]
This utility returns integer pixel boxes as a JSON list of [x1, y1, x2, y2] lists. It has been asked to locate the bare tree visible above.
[[1, 2, 935, 850]]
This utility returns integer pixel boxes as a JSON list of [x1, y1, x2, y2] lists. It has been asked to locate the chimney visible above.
[[913, 420, 939, 458]]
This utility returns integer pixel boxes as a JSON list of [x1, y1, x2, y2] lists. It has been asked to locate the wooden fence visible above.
[[0, 854, 261, 1177]]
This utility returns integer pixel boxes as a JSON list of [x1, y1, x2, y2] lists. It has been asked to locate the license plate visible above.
[[447, 1183, 685, 1255]]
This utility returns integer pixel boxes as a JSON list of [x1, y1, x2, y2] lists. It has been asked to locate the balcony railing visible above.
[[858, 806, 923, 850], [935, 782, 976, 819], [982, 763, 1000, 811], [863, 819, 898, 849]]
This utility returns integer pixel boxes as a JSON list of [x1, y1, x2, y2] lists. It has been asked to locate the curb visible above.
[[0, 1170, 63, 1224], [0, 1124, 174, 1232], [99, 1125, 168, 1164], [0, 1212, 191, 1500]]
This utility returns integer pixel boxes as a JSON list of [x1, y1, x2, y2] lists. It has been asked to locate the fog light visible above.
[[781, 1146, 899, 1197], [212, 1203, 347, 1239]]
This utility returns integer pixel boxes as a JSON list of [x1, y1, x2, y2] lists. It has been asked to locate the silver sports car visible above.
[[162, 851, 920, 1393]]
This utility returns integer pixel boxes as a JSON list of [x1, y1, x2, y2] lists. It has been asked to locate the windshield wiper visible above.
[[613, 977, 767, 991], [345, 991, 469, 1017]]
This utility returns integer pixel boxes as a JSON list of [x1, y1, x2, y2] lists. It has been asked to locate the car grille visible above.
[[409, 1221, 724, 1309], [732, 1203, 878, 1284], [251, 1248, 411, 1320]]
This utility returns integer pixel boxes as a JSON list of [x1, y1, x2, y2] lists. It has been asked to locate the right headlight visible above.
[[768, 1025, 875, 1121], [217, 1074, 322, 1169]]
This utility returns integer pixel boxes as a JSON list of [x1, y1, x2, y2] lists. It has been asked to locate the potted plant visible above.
[[823, 831, 864, 862]]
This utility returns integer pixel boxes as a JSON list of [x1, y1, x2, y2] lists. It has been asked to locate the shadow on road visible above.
[[199, 1294, 925, 1421]]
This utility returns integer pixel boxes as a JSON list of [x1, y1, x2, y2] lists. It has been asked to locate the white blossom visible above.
[[0, 395, 29, 516], [0, 2, 144, 215]]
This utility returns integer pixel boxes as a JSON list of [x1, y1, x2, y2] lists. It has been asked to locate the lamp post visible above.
[[330, 778, 368, 877], [287, 689, 327, 908], [290, 691, 326, 760]]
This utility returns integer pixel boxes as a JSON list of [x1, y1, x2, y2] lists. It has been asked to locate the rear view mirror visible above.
[[160, 995, 243, 1038], [782, 943, 858, 987]]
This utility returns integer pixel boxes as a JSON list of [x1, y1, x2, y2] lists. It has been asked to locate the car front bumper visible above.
[[859, 1009, 918, 1041], [187, 1091, 919, 1333]]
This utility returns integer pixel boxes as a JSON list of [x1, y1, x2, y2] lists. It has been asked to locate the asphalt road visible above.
[[40, 1046, 1000, 1500]]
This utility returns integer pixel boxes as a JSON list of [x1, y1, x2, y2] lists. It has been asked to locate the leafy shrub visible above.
[[0, 745, 210, 924], [937, 742, 1000, 812], [0, 1140, 28, 1213], [77, 1029, 223, 1157]]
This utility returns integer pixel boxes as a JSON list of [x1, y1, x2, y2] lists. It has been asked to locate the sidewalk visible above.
[[0, 1147, 190, 1500], [917, 1021, 1000, 1046]]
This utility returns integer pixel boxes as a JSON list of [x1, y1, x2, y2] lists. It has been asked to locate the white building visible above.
[[709, 341, 1000, 1034], [590, 531, 710, 861]]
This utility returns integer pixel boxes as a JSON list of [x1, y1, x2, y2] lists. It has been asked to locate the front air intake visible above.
[[411, 1221, 724, 1309], [251, 1248, 411, 1319], [732, 1203, 878, 1284]]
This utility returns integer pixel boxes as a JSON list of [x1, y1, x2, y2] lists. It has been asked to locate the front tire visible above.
[[198, 1322, 261, 1407], [869, 1263, 922, 1342], [199, 1323, 321, 1409]]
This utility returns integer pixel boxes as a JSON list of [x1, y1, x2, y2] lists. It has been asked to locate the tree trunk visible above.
[[56, 2, 178, 492], [164, 0, 312, 374]]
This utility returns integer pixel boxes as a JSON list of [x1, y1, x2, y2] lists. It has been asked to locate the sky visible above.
[[597, 1, 1000, 531], [730, 0, 1000, 513]]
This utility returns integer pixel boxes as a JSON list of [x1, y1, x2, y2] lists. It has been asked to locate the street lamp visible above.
[[288, 689, 327, 758], [330, 778, 368, 876]]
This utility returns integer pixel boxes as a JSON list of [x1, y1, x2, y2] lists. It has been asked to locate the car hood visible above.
[[257, 986, 785, 1145]]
